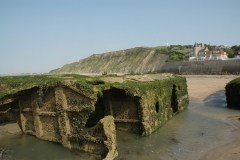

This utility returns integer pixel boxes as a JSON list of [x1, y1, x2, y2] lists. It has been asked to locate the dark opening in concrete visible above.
[[0, 101, 19, 123], [99, 88, 141, 134], [171, 85, 178, 113], [85, 97, 105, 128], [155, 102, 160, 113]]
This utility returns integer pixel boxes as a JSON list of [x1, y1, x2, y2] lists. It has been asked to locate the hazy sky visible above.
[[1, 0, 240, 74]]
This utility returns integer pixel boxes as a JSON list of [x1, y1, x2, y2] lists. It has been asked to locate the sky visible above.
[[1, 0, 240, 74]]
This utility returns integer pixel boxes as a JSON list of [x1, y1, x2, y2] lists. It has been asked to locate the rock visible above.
[[226, 77, 240, 109]]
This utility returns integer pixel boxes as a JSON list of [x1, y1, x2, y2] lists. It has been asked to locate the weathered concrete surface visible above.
[[0, 86, 117, 159], [160, 59, 240, 74], [101, 116, 118, 160], [226, 77, 240, 109], [0, 74, 188, 159]]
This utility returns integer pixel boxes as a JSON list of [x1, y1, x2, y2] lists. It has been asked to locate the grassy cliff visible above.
[[50, 47, 182, 74]]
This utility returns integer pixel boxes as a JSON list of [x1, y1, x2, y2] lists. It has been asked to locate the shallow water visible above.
[[117, 90, 239, 160], [0, 90, 239, 160]]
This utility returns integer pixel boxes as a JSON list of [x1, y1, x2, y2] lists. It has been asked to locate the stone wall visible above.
[[159, 59, 240, 74], [0, 75, 189, 159], [102, 89, 141, 134], [0, 86, 118, 159], [85, 77, 189, 136], [139, 79, 188, 136]]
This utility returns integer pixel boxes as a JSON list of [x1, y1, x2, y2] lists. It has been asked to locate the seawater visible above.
[[0, 90, 239, 160]]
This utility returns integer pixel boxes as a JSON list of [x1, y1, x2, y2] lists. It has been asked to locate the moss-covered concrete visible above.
[[0, 74, 188, 159], [226, 77, 240, 109]]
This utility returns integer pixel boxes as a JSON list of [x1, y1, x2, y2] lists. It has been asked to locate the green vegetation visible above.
[[0, 74, 187, 104], [0, 74, 95, 99], [154, 45, 191, 61], [111, 75, 188, 136], [223, 48, 234, 58], [223, 45, 240, 58], [50, 44, 240, 75], [112, 76, 187, 96], [0, 74, 189, 137], [50, 47, 169, 74], [50, 46, 192, 74], [225, 77, 240, 109]]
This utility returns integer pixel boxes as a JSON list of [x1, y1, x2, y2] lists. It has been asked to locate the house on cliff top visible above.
[[189, 43, 228, 61]]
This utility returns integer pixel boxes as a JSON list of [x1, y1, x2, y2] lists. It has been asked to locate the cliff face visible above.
[[50, 47, 168, 74]]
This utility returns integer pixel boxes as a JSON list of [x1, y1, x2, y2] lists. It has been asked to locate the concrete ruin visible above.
[[225, 77, 240, 109], [0, 74, 189, 159]]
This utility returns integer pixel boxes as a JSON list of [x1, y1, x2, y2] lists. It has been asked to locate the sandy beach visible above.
[[185, 75, 240, 160], [199, 116, 240, 160], [185, 75, 239, 101]]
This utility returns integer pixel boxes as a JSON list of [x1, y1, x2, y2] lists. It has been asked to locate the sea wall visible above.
[[158, 59, 240, 74]]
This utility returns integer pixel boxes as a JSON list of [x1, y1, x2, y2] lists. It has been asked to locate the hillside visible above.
[[50, 47, 170, 74]]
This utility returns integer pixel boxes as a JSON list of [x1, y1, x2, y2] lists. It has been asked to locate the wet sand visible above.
[[185, 75, 240, 160], [0, 122, 21, 138], [199, 116, 240, 160], [185, 75, 239, 101]]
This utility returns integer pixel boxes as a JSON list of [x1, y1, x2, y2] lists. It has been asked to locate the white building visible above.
[[189, 43, 228, 61]]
